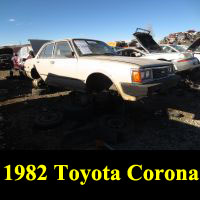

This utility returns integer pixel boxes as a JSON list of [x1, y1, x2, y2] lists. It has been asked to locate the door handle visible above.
[[50, 61, 55, 64]]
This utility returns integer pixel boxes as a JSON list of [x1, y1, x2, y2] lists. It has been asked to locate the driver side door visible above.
[[46, 41, 85, 91]]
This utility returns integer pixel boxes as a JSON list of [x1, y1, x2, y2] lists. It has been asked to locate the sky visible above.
[[0, 0, 200, 46]]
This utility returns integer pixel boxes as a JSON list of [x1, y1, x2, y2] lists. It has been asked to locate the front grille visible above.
[[152, 67, 169, 79]]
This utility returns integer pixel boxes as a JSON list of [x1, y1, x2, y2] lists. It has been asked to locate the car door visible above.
[[45, 41, 85, 91], [35, 42, 55, 81]]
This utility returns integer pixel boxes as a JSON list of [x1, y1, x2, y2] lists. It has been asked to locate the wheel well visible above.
[[86, 73, 117, 92], [31, 66, 40, 79]]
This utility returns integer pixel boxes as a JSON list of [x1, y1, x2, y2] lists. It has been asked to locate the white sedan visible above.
[[24, 38, 179, 101]]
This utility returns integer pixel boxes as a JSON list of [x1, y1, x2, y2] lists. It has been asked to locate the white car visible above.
[[160, 42, 200, 63], [119, 28, 200, 73], [24, 38, 179, 101]]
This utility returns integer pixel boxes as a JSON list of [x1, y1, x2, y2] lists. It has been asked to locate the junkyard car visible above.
[[117, 28, 200, 74], [160, 42, 200, 61], [0, 47, 13, 69], [160, 38, 200, 63], [24, 38, 180, 101]]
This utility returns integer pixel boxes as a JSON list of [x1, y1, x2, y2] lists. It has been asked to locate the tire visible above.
[[34, 111, 64, 130]]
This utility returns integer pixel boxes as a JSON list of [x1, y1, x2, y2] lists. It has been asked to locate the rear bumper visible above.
[[121, 75, 180, 98]]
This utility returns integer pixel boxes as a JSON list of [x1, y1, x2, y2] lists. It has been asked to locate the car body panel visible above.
[[133, 31, 162, 53]]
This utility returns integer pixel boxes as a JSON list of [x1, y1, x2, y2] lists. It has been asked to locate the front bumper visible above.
[[121, 75, 180, 98]]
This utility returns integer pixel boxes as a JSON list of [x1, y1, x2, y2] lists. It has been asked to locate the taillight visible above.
[[177, 59, 189, 62]]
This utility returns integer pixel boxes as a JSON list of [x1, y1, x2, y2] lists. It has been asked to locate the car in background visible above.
[[116, 28, 200, 74], [0, 47, 13, 69], [160, 44, 187, 53], [160, 38, 200, 63], [24, 38, 180, 101]]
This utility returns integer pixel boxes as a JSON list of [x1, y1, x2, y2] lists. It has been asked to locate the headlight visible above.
[[132, 69, 153, 83]]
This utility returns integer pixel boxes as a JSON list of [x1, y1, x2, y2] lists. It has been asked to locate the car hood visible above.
[[81, 55, 170, 67], [133, 32, 163, 53], [0, 47, 13, 55], [145, 51, 192, 60], [29, 39, 51, 55], [187, 38, 200, 52]]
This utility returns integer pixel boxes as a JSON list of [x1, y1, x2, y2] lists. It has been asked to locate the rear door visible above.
[[45, 41, 85, 91], [35, 42, 55, 81]]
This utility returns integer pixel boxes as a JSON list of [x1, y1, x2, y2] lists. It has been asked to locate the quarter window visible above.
[[39, 43, 54, 58], [54, 42, 72, 58]]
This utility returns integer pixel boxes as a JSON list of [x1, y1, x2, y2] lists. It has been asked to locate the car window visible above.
[[38, 43, 54, 58], [54, 42, 72, 58], [161, 46, 175, 53]]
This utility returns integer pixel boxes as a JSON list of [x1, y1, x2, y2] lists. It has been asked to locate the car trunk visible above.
[[133, 31, 163, 53]]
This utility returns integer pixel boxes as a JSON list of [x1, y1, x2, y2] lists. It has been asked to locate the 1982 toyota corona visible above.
[[24, 38, 180, 101]]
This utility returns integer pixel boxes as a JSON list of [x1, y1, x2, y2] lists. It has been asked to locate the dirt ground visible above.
[[1, 69, 200, 150]]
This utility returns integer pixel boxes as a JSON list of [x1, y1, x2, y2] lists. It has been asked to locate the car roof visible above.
[[46, 38, 104, 43]]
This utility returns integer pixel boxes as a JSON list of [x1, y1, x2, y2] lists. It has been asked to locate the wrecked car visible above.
[[24, 38, 180, 101], [160, 42, 200, 63], [117, 28, 200, 74], [0, 47, 13, 69]]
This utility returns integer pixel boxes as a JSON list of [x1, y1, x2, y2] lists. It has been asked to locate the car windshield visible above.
[[73, 39, 117, 56], [171, 45, 186, 52]]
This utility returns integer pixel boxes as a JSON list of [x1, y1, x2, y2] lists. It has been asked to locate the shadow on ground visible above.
[[0, 87, 200, 150]]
